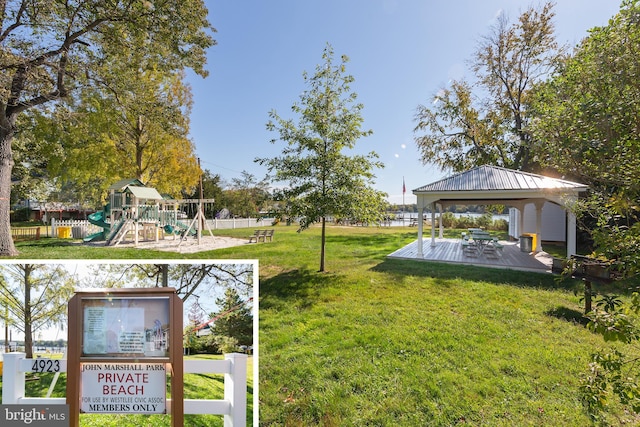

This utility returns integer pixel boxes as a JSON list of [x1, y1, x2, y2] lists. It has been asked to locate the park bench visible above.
[[248, 230, 262, 243], [248, 229, 275, 243]]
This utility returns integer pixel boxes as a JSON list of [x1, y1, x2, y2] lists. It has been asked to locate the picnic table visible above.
[[471, 232, 494, 255], [461, 231, 503, 258]]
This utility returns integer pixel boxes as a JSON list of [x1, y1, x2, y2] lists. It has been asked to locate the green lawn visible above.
[[7, 224, 638, 425], [0, 354, 253, 427]]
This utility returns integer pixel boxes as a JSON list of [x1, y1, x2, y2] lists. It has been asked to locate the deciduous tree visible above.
[[53, 61, 200, 198], [222, 171, 271, 217], [0, 264, 74, 358], [414, 2, 561, 173], [529, 0, 640, 279], [257, 44, 386, 272], [526, 2, 640, 421], [0, 0, 214, 255], [82, 263, 254, 302]]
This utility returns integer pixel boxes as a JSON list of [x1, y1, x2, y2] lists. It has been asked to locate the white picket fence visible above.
[[50, 218, 101, 238], [2, 352, 248, 427], [49, 217, 276, 237], [207, 217, 275, 230]]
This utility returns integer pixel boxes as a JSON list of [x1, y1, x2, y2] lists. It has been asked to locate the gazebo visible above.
[[413, 165, 588, 258]]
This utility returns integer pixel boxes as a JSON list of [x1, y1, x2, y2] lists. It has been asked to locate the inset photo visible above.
[[0, 261, 257, 427]]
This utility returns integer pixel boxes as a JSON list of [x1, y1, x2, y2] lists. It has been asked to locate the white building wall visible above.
[[508, 202, 566, 242]]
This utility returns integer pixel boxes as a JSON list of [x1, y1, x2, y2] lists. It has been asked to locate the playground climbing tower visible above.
[[84, 179, 204, 246]]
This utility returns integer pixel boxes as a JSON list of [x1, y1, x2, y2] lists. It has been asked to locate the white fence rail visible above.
[[49, 217, 276, 237], [2, 352, 248, 427], [207, 218, 275, 230]]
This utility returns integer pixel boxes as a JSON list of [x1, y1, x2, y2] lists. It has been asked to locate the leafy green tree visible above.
[[414, 2, 561, 173], [0, 264, 74, 359], [0, 0, 214, 255], [257, 44, 386, 272], [209, 288, 253, 348], [526, 2, 640, 421], [11, 108, 107, 209], [529, 0, 640, 279], [581, 291, 640, 423], [9, 112, 53, 205], [220, 171, 271, 217], [55, 62, 200, 198]]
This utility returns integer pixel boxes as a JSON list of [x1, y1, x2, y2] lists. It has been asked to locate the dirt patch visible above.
[[106, 235, 250, 254]]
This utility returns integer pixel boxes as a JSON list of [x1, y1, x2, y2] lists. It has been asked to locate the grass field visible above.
[[7, 224, 638, 425], [0, 354, 253, 427]]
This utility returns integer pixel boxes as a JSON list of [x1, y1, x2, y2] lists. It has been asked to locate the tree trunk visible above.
[[0, 124, 18, 256], [584, 280, 593, 315], [23, 265, 33, 359], [319, 216, 326, 272]]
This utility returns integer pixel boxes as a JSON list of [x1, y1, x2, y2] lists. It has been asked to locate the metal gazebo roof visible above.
[[413, 165, 588, 207], [414, 165, 588, 193]]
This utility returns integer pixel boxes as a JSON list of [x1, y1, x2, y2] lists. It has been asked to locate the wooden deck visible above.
[[388, 238, 553, 273]]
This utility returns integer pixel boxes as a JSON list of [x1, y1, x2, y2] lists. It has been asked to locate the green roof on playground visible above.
[[108, 179, 163, 200], [125, 186, 164, 200], [108, 178, 146, 191]]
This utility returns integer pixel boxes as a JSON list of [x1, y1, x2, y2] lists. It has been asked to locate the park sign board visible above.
[[80, 363, 166, 414], [67, 288, 184, 427]]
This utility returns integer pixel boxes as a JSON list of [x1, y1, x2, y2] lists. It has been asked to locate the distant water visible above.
[[386, 212, 509, 227]]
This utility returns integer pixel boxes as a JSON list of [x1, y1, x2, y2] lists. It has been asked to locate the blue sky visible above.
[[186, 1, 621, 205]]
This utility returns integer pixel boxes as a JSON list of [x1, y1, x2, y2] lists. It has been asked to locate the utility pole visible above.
[[198, 158, 204, 244], [4, 305, 8, 353]]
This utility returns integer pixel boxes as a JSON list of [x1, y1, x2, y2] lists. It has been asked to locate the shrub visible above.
[[476, 213, 493, 229], [214, 335, 239, 354], [455, 215, 476, 229], [492, 219, 509, 231], [441, 212, 456, 228], [11, 208, 31, 222]]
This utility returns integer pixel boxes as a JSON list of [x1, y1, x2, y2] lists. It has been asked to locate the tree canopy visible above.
[[530, 0, 640, 279], [257, 44, 386, 272], [524, 1, 640, 421]]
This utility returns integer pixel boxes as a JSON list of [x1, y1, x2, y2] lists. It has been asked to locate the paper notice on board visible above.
[[83, 306, 145, 355], [84, 307, 107, 354]]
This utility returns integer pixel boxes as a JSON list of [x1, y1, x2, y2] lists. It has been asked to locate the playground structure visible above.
[[84, 179, 215, 246]]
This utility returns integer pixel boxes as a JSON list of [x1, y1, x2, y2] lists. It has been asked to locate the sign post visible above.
[[66, 288, 183, 427]]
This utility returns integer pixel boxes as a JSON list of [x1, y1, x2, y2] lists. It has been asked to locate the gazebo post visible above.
[[438, 203, 444, 239], [534, 200, 544, 252], [518, 206, 525, 241], [430, 203, 436, 247], [417, 206, 424, 257]]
